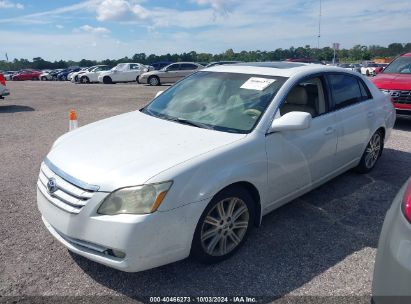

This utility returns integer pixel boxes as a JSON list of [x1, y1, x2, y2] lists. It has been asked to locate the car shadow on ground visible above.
[[394, 116, 411, 131], [0, 105, 35, 113], [71, 148, 410, 302]]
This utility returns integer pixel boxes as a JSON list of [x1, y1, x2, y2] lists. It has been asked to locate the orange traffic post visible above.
[[69, 110, 78, 131]]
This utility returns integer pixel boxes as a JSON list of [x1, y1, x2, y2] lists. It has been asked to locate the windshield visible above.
[[383, 56, 411, 74], [142, 71, 286, 133], [113, 63, 127, 71]]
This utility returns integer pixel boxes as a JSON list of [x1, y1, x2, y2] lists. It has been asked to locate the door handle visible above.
[[324, 127, 335, 135], [367, 112, 374, 118]]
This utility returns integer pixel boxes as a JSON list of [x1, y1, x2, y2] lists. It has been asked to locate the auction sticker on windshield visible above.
[[240, 77, 276, 91]]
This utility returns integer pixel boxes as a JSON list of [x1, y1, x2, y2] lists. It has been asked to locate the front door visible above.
[[265, 76, 338, 209]]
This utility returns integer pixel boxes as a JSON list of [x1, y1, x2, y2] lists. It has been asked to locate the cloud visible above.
[[56, 24, 64, 29], [96, 0, 149, 21], [75, 24, 111, 35], [0, 0, 24, 9], [191, 0, 236, 15]]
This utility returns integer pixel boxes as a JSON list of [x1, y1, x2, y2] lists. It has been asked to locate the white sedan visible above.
[[37, 62, 395, 272], [78, 65, 110, 84], [97, 63, 148, 84]]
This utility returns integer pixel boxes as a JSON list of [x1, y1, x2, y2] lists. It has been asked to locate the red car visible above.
[[372, 53, 411, 116], [12, 70, 41, 81]]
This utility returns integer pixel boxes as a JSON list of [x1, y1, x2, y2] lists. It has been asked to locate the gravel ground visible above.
[[0, 81, 410, 303]]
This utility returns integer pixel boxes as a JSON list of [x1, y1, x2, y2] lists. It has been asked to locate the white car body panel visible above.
[[98, 63, 146, 83], [38, 63, 396, 272]]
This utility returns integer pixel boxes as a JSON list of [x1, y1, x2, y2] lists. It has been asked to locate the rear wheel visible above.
[[355, 130, 383, 173], [191, 186, 254, 263], [103, 76, 113, 84], [41, 76, 47, 81], [60, 75, 67, 81], [148, 76, 160, 86]]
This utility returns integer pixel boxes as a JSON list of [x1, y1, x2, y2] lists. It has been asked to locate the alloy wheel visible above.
[[365, 133, 381, 169], [200, 197, 249, 257]]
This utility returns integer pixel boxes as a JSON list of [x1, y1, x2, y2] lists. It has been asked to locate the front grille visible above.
[[382, 89, 411, 104], [37, 162, 95, 214]]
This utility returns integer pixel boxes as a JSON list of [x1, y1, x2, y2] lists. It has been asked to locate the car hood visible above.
[[372, 73, 411, 90], [47, 111, 245, 191]]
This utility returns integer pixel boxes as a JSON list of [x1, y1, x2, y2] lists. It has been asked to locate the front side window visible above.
[[280, 77, 327, 118], [142, 71, 287, 133], [328, 74, 364, 109], [383, 56, 411, 74], [166, 64, 180, 71]]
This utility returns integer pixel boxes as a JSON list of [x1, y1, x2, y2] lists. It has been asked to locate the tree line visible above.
[[1, 43, 410, 71]]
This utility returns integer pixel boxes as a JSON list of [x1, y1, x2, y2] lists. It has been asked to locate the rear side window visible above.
[[180, 64, 198, 70], [328, 74, 367, 109], [167, 64, 180, 71]]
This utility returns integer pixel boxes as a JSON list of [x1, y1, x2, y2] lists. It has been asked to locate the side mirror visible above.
[[269, 111, 312, 133], [155, 91, 164, 98]]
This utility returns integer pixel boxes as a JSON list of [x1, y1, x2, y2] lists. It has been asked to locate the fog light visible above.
[[111, 249, 126, 258]]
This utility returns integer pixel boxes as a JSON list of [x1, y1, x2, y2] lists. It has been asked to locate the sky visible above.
[[0, 0, 411, 61]]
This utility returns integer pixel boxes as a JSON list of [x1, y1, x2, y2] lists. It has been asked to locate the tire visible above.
[[136, 76, 140, 84], [103, 76, 113, 84], [41, 76, 47, 81], [32, 77, 38, 81], [366, 70, 370, 76], [80, 76, 90, 84], [61, 75, 67, 81], [148, 76, 160, 86], [74, 76, 79, 82], [191, 186, 254, 263], [355, 130, 384, 174]]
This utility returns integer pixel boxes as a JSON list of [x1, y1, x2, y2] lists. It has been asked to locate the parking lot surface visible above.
[[0, 81, 410, 303]]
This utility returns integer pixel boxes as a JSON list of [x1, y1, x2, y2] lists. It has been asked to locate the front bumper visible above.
[[372, 180, 411, 303], [37, 186, 208, 272], [394, 103, 411, 116]]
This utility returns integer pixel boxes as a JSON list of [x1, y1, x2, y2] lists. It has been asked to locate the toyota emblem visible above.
[[47, 178, 58, 194]]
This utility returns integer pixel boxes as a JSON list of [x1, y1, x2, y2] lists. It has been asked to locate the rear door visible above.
[[179, 63, 200, 80], [327, 73, 373, 169]]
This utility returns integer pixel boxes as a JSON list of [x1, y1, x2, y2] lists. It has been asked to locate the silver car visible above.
[[138, 62, 203, 86], [372, 177, 411, 303]]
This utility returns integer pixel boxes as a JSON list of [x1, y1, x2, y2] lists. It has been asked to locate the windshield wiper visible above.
[[170, 117, 214, 130]]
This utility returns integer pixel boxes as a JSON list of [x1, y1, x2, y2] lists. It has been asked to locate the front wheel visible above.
[[41, 76, 47, 81], [103, 76, 113, 84], [191, 186, 254, 263], [355, 130, 383, 173], [80, 76, 90, 84]]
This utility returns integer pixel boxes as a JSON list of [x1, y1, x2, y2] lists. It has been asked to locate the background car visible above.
[[69, 67, 96, 83], [12, 70, 41, 81], [372, 177, 411, 304], [361, 62, 379, 76], [79, 65, 110, 83], [57, 67, 80, 81], [3, 71, 17, 80], [0, 73, 10, 99], [97, 63, 148, 84], [372, 53, 411, 116], [139, 62, 203, 86]]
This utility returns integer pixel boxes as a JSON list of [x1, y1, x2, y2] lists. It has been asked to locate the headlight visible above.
[[97, 181, 173, 215]]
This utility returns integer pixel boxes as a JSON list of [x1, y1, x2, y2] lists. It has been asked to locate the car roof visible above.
[[203, 61, 352, 78]]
